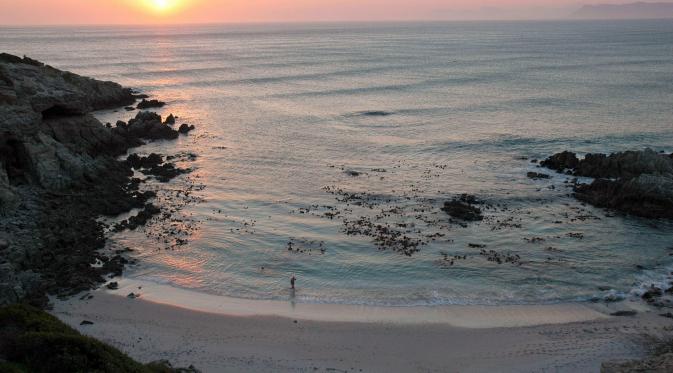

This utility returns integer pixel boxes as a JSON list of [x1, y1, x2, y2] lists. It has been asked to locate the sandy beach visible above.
[[51, 286, 673, 372]]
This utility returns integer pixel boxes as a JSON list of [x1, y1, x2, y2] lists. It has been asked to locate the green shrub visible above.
[[0, 304, 197, 373]]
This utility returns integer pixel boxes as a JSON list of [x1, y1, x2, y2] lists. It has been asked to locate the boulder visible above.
[[540, 151, 579, 172], [178, 123, 195, 134], [164, 114, 176, 125]]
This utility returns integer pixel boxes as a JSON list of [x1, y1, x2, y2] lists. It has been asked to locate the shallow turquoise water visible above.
[[3, 20, 673, 305]]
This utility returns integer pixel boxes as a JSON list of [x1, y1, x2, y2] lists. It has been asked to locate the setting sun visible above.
[[143, 0, 180, 13]]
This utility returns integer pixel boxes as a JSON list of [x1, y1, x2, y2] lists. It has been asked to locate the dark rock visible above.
[[541, 151, 579, 172], [642, 286, 663, 301], [178, 123, 195, 134], [610, 310, 637, 317], [114, 204, 161, 232], [543, 149, 673, 179], [80, 320, 94, 325], [116, 111, 179, 141], [360, 111, 394, 116], [575, 149, 673, 179], [574, 175, 673, 219], [127, 153, 163, 169], [345, 170, 360, 177], [164, 113, 176, 125], [442, 195, 483, 221], [527, 172, 550, 179], [0, 54, 186, 307], [125, 153, 189, 182], [124, 106, 135, 111], [136, 99, 165, 109], [106, 282, 119, 290], [542, 149, 673, 218]]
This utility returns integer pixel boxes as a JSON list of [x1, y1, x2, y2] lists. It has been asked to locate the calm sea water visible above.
[[3, 20, 673, 306]]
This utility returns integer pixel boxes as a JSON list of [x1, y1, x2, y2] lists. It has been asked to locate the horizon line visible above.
[[2, 16, 673, 28]]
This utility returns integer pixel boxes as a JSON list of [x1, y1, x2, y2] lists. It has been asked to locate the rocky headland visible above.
[[0, 53, 192, 308]]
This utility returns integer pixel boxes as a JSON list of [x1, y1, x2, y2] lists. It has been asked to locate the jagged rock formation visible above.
[[0, 53, 182, 306], [541, 149, 673, 218]]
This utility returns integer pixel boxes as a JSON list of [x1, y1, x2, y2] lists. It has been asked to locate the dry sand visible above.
[[50, 281, 673, 373]]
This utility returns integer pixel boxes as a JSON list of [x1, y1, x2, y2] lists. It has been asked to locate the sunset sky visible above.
[[0, 0, 664, 25]]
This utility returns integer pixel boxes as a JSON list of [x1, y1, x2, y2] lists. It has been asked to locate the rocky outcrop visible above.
[[540, 151, 579, 172], [541, 149, 673, 218], [126, 153, 189, 182], [541, 149, 673, 179], [0, 54, 184, 307], [0, 53, 135, 114], [115, 111, 179, 141], [137, 98, 165, 109], [575, 174, 673, 219]]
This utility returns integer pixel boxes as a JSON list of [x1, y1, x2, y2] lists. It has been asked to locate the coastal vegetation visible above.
[[0, 304, 197, 372]]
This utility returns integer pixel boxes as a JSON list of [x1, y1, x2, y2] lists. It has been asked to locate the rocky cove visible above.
[[1, 52, 673, 311], [0, 51, 672, 372], [0, 53, 195, 307]]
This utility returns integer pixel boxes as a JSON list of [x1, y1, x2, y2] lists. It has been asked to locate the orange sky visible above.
[[0, 0, 654, 25]]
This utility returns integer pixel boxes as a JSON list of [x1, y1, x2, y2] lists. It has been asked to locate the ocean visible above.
[[2, 20, 673, 306]]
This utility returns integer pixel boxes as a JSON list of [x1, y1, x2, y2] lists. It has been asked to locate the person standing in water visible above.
[[290, 275, 296, 290]]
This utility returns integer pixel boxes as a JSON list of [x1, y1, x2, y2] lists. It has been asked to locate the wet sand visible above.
[[51, 286, 673, 372]]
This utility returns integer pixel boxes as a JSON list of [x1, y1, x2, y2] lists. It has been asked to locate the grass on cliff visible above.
[[0, 304, 196, 373]]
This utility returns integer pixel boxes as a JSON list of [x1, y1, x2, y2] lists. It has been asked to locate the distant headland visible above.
[[573, 2, 673, 19]]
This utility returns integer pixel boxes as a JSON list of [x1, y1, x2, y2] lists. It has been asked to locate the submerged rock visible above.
[[360, 110, 394, 116], [344, 169, 361, 177], [527, 172, 550, 179], [610, 310, 637, 317], [442, 195, 483, 221], [113, 203, 161, 232]]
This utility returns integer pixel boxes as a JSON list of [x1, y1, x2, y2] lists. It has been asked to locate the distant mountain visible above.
[[573, 2, 673, 19]]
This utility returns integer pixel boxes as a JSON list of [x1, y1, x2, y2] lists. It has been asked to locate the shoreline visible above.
[[94, 277, 628, 327], [51, 290, 673, 372]]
